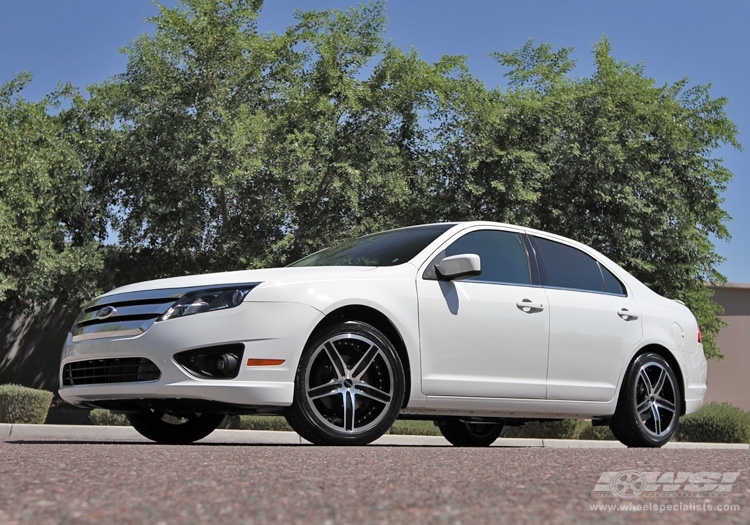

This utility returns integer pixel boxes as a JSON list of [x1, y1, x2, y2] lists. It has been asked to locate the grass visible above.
[[238, 415, 442, 436]]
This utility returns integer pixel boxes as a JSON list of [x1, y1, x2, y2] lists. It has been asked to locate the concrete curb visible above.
[[1, 423, 748, 448]]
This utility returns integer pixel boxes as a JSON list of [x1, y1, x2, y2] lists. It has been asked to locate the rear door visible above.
[[530, 235, 643, 402]]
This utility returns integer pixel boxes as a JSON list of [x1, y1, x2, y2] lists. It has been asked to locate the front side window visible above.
[[532, 236, 625, 295], [442, 230, 531, 285]]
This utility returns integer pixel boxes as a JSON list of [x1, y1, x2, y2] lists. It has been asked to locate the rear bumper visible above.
[[677, 345, 708, 416]]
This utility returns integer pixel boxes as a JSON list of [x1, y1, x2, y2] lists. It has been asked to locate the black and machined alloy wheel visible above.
[[437, 418, 504, 447], [284, 321, 406, 445], [610, 352, 682, 447], [127, 409, 226, 444]]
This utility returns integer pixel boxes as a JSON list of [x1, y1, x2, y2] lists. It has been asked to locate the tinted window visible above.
[[533, 237, 606, 292], [290, 223, 455, 267], [444, 230, 530, 285], [601, 265, 627, 295]]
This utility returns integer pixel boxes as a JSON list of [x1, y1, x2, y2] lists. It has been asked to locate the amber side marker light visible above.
[[246, 358, 285, 366]]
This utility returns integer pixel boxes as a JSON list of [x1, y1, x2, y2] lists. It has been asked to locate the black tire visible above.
[[284, 321, 406, 445], [437, 418, 504, 447], [126, 409, 225, 444], [610, 352, 682, 447]]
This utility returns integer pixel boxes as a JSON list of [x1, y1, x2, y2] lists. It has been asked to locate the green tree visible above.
[[431, 39, 738, 358], [0, 74, 104, 314], [84, 0, 449, 269], [266, 3, 454, 260], [74, 0, 737, 359], [83, 0, 292, 275]]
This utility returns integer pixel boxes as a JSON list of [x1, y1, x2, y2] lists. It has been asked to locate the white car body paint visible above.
[[59, 221, 707, 431]]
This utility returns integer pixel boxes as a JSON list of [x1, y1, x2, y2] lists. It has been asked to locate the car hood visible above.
[[100, 266, 385, 298]]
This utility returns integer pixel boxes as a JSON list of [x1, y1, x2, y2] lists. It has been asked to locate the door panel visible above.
[[418, 228, 550, 399], [545, 289, 642, 401], [528, 234, 644, 401], [418, 279, 550, 398]]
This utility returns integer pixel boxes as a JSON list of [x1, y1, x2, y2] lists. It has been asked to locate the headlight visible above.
[[159, 285, 258, 321]]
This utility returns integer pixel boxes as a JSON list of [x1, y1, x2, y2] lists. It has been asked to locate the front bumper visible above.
[[59, 301, 322, 409]]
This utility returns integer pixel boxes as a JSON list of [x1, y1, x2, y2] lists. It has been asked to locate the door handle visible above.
[[618, 308, 639, 321], [517, 300, 544, 313]]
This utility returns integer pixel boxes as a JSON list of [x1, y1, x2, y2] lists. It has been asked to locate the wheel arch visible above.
[[624, 344, 687, 416], [306, 304, 412, 408]]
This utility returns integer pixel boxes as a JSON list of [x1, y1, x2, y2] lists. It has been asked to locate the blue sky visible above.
[[2, 1, 748, 282]]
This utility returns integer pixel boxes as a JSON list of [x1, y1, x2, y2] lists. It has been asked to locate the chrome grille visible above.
[[71, 288, 191, 342], [62, 358, 161, 386]]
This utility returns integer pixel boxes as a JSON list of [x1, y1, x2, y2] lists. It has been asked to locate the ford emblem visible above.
[[95, 306, 117, 320]]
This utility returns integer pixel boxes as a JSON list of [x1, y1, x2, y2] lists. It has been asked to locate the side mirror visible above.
[[435, 254, 481, 281]]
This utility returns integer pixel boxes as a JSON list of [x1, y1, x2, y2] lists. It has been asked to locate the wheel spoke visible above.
[[308, 382, 342, 400], [636, 398, 651, 416], [355, 382, 392, 404], [323, 341, 347, 379], [650, 403, 663, 435], [343, 389, 355, 431], [638, 368, 654, 395], [652, 368, 667, 397], [351, 344, 380, 379], [654, 397, 676, 414]]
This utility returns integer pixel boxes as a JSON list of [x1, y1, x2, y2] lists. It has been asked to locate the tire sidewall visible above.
[[127, 410, 225, 444], [289, 321, 405, 445], [437, 417, 503, 447], [617, 352, 682, 447]]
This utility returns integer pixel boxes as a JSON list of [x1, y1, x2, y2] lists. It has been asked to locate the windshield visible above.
[[289, 223, 455, 267]]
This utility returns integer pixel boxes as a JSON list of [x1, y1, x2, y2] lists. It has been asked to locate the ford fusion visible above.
[[59, 222, 707, 447]]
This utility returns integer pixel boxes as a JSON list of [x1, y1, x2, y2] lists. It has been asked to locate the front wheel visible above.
[[284, 321, 405, 445], [127, 410, 225, 444], [437, 418, 504, 447], [610, 352, 681, 447]]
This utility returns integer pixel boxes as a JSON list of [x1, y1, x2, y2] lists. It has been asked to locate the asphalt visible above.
[[1, 423, 748, 448]]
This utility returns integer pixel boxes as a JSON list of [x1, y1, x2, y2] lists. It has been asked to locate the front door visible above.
[[417, 228, 550, 399]]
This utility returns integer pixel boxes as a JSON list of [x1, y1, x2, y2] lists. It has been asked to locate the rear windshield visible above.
[[289, 224, 455, 267]]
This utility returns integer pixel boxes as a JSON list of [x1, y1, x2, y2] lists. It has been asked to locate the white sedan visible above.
[[59, 221, 707, 447]]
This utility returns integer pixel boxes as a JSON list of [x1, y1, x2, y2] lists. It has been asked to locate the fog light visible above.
[[174, 344, 244, 379], [215, 353, 238, 373]]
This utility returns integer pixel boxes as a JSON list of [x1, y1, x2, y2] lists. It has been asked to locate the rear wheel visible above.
[[127, 409, 225, 444], [437, 418, 504, 447], [610, 352, 681, 447], [284, 321, 405, 445]]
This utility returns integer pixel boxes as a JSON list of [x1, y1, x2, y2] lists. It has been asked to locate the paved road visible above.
[[1, 432, 748, 524]]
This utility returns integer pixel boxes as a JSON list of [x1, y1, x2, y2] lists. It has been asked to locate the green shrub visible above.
[[578, 423, 617, 441], [0, 384, 54, 424], [89, 409, 130, 426], [676, 402, 750, 444], [239, 416, 444, 435], [235, 416, 598, 438], [387, 419, 442, 436], [501, 419, 587, 439], [239, 415, 294, 432]]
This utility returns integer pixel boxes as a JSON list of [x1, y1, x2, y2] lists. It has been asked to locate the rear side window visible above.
[[533, 237, 625, 295], [444, 230, 531, 285], [601, 265, 627, 296]]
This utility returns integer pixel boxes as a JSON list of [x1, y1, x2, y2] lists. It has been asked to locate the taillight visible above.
[[697, 326, 703, 344]]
